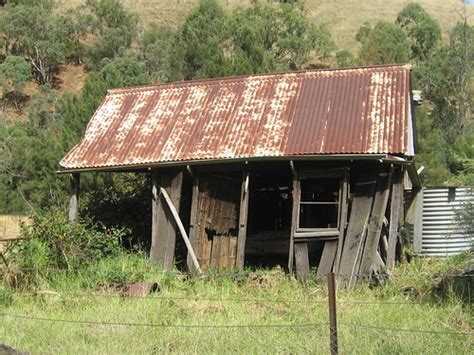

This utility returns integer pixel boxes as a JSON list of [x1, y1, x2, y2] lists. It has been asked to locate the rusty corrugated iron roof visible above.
[[60, 64, 415, 171]]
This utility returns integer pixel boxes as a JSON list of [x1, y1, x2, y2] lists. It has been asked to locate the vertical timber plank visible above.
[[317, 240, 338, 279], [236, 169, 250, 271], [187, 173, 200, 271], [68, 173, 80, 222], [387, 168, 403, 270], [150, 170, 161, 263], [334, 169, 349, 274], [150, 169, 183, 270], [358, 169, 393, 275], [338, 172, 378, 283], [288, 172, 300, 273], [294, 242, 310, 282]]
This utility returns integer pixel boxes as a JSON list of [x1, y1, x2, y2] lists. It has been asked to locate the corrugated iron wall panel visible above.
[[421, 188, 473, 256], [60, 65, 413, 171]]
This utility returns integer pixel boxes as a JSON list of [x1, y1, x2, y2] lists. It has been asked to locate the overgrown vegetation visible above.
[[1, 252, 472, 353]]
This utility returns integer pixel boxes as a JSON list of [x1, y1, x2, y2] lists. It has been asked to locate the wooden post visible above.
[[387, 168, 403, 270], [187, 173, 200, 271], [334, 170, 349, 275], [236, 169, 250, 271], [327, 272, 338, 355], [294, 241, 310, 282], [288, 168, 300, 274], [150, 169, 183, 270], [68, 173, 80, 222]]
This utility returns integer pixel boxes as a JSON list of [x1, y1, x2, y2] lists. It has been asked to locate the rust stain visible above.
[[60, 64, 414, 171]]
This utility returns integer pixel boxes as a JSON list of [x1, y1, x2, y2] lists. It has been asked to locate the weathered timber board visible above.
[[358, 169, 393, 275], [196, 174, 240, 270], [187, 173, 200, 271], [294, 241, 310, 282], [317, 240, 338, 279], [387, 167, 403, 270], [236, 170, 249, 271], [150, 170, 183, 270], [338, 172, 378, 282]]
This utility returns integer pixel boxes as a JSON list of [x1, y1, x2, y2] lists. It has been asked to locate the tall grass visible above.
[[1, 253, 472, 353]]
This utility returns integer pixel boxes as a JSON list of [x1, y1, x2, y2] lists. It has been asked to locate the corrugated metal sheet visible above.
[[60, 64, 414, 171], [421, 188, 473, 257]]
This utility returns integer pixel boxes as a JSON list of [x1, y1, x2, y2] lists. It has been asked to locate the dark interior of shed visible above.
[[245, 168, 293, 268]]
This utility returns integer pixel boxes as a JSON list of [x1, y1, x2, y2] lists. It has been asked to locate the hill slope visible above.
[[56, 0, 472, 54]]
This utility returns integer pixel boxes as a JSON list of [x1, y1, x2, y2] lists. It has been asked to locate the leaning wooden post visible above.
[[236, 168, 250, 272], [68, 173, 80, 222], [327, 272, 338, 355], [159, 187, 202, 273]]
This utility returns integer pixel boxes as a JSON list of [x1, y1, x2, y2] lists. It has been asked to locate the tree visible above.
[[335, 50, 357, 68], [84, 0, 138, 71], [230, 0, 334, 73], [356, 21, 411, 65], [0, 55, 32, 110], [167, 0, 231, 81], [140, 25, 176, 83], [166, 0, 335, 81], [396, 3, 442, 62]]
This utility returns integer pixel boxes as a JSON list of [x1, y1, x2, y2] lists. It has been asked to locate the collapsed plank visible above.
[[358, 169, 393, 275], [338, 172, 378, 283]]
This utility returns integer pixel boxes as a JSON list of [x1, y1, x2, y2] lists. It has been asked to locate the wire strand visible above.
[[0, 312, 327, 329]]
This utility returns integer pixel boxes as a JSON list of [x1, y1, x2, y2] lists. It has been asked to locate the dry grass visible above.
[[55, 0, 473, 54], [0, 215, 29, 239]]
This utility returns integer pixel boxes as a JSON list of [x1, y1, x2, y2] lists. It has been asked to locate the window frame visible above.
[[294, 168, 349, 238]]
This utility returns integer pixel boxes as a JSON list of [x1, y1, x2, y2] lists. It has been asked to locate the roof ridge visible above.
[[107, 64, 412, 95]]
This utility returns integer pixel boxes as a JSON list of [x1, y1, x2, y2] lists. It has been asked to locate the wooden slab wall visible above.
[[194, 174, 241, 270], [150, 169, 183, 270], [357, 169, 393, 275], [338, 172, 378, 283]]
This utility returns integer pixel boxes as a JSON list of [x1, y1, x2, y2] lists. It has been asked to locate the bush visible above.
[[3, 208, 129, 287]]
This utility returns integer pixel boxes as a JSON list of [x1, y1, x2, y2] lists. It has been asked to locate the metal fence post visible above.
[[328, 272, 338, 354]]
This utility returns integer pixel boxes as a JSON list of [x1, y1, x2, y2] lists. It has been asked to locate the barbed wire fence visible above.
[[1, 268, 472, 353]]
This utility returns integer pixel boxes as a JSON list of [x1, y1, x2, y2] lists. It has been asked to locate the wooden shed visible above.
[[60, 64, 421, 282]]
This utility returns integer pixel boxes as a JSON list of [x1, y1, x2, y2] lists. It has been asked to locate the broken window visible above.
[[298, 178, 341, 230]]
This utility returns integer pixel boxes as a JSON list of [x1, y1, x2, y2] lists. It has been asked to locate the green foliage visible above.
[[84, 0, 138, 71], [356, 21, 411, 65], [396, 2, 442, 62], [335, 50, 357, 68], [230, 0, 334, 73], [166, 0, 335, 81], [455, 198, 474, 236], [140, 25, 177, 82], [4, 208, 128, 287], [0, 2, 69, 84], [0, 55, 32, 109], [414, 107, 451, 185], [166, 0, 231, 81]]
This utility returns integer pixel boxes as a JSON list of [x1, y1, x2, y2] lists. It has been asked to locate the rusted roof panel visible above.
[[60, 64, 414, 171]]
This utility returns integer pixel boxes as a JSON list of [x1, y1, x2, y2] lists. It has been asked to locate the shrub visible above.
[[3, 208, 129, 287]]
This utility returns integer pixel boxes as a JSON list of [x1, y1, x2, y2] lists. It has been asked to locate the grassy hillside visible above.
[[55, 0, 472, 54]]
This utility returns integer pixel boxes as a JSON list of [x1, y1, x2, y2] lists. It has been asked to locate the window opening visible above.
[[299, 178, 340, 229]]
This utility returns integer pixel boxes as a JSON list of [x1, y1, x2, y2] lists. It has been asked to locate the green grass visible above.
[[1, 254, 472, 353]]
